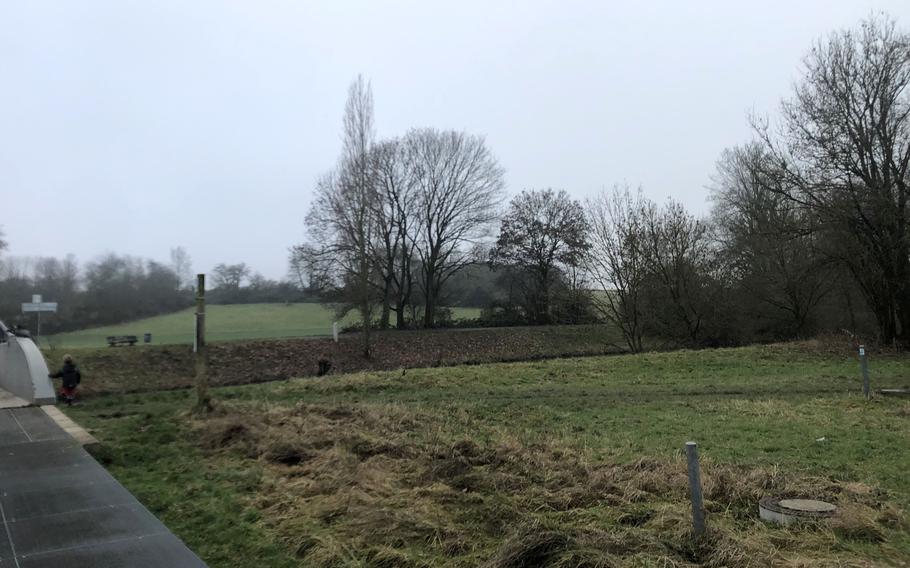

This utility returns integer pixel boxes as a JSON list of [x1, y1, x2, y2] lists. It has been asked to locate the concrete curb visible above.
[[40, 404, 99, 447]]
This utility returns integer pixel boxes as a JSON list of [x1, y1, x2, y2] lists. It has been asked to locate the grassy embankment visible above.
[[66, 342, 910, 567], [43, 303, 482, 349]]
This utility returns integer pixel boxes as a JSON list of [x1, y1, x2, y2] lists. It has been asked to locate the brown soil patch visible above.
[[68, 325, 622, 397]]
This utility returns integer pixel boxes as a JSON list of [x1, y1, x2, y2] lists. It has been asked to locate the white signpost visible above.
[[21, 294, 58, 338]]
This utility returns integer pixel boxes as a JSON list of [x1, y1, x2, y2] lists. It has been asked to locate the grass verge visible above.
[[66, 343, 910, 567]]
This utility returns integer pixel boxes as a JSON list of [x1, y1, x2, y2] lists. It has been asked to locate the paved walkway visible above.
[[0, 406, 207, 568]]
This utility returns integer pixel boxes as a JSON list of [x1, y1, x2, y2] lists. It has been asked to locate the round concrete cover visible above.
[[778, 499, 836, 513]]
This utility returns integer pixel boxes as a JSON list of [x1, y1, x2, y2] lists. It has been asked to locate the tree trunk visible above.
[[380, 275, 392, 330], [870, 294, 897, 345], [395, 301, 406, 329], [423, 260, 437, 328], [896, 256, 910, 342], [897, 292, 910, 342], [379, 304, 390, 330], [360, 254, 372, 358], [424, 284, 436, 327], [360, 303, 371, 358], [842, 285, 857, 336], [538, 267, 550, 324]]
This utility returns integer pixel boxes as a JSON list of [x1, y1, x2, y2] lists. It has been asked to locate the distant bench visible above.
[[106, 335, 138, 347]]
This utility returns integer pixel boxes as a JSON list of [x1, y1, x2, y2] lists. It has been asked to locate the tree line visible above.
[[0, 246, 317, 334], [298, 15, 910, 353], [0, 251, 190, 334]]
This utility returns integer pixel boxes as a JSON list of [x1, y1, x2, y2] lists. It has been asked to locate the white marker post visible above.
[[332, 321, 339, 343], [859, 345, 870, 400]]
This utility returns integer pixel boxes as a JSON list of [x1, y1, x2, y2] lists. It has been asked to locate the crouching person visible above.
[[48, 354, 81, 406]]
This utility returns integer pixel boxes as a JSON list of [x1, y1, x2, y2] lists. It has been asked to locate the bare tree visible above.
[[287, 246, 308, 290], [403, 128, 506, 327], [169, 247, 194, 290], [754, 14, 910, 342], [640, 199, 716, 344], [370, 138, 417, 329], [344, 75, 378, 355], [211, 262, 251, 291], [33, 255, 80, 302], [302, 76, 379, 356], [711, 143, 831, 336], [490, 189, 589, 324], [0, 256, 33, 281], [585, 186, 651, 352]]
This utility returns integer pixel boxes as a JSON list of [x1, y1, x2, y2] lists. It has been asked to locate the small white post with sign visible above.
[[859, 345, 870, 400], [21, 294, 58, 338]]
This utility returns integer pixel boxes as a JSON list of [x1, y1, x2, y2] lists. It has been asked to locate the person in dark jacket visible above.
[[48, 354, 81, 405]]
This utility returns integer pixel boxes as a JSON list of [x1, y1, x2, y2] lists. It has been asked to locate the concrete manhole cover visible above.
[[777, 499, 837, 513], [759, 497, 837, 525]]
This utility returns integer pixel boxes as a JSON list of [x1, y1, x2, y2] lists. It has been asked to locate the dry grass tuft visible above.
[[191, 402, 903, 567], [831, 504, 886, 543], [484, 522, 573, 567]]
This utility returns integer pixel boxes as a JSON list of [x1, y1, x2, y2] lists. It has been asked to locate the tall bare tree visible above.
[[585, 186, 651, 352], [490, 189, 589, 324], [403, 128, 506, 327], [755, 14, 910, 342], [302, 76, 379, 356]]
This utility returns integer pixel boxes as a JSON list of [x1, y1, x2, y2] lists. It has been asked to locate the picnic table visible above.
[[107, 335, 138, 347]]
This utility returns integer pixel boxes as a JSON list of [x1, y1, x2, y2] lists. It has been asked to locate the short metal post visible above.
[[860, 345, 870, 400], [685, 441, 706, 537]]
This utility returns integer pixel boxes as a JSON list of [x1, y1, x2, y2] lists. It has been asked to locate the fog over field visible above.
[[3, 1, 908, 278]]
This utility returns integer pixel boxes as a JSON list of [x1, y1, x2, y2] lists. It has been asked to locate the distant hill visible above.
[[44, 303, 481, 349]]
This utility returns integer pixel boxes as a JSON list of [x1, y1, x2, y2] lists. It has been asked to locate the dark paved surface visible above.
[[0, 407, 207, 567]]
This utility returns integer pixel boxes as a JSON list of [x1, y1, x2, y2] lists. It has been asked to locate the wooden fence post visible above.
[[194, 274, 211, 412]]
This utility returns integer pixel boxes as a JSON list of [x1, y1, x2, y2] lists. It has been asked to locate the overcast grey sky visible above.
[[3, 1, 909, 279]]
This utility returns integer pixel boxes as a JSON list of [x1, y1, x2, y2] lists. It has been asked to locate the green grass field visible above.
[[66, 343, 910, 567], [44, 303, 481, 349]]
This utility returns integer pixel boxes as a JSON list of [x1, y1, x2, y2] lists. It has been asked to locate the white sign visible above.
[[859, 347, 865, 357], [32, 294, 42, 304], [22, 302, 58, 313]]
